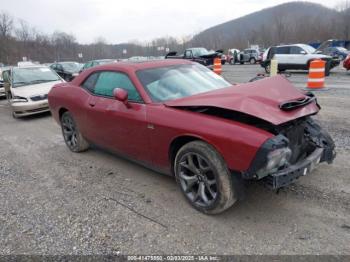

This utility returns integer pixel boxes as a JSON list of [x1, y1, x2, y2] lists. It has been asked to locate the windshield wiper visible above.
[[13, 81, 30, 87], [28, 79, 58, 84]]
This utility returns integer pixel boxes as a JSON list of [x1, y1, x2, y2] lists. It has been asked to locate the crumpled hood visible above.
[[12, 80, 63, 98], [165, 75, 319, 125]]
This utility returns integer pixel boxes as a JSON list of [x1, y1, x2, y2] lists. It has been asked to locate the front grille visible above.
[[30, 94, 48, 101]]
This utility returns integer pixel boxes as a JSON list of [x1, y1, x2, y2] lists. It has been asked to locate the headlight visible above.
[[256, 147, 291, 178], [242, 134, 293, 180], [12, 96, 28, 103], [266, 147, 292, 170]]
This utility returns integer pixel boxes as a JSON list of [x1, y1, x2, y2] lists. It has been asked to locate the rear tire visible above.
[[249, 58, 256, 64], [265, 63, 271, 74], [174, 141, 238, 214], [60, 111, 89, 152]]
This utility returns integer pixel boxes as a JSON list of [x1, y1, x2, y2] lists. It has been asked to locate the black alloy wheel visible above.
[[178, 152, 218, 207], [61, 111, 89, 152], [174, 141, 239, 214]]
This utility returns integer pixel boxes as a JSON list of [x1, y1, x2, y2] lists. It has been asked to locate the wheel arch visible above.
[[58, 107, 69, 120], [168, 134, 222, 176]]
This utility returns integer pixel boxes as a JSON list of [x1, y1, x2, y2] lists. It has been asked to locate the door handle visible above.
[[88, 101, 96, 107]]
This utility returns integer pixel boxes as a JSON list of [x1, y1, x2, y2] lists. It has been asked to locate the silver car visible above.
[[2, 66, 64, 118]]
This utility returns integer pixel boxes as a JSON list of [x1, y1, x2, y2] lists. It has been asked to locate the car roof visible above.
[[11, 65, 48, 70]]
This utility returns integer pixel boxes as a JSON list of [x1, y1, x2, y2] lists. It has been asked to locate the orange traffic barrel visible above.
[[213, 57, 222, 75], [307, 59, 326, 89]]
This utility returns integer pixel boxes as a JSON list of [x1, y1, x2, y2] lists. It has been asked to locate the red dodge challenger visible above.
[[48, 59, 335, 214]]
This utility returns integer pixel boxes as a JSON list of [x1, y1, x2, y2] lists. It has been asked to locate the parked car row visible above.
[[225, 42, 349, 74], [260, 44, 340, 75]]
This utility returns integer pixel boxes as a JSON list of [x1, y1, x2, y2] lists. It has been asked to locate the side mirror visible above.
[[113, 88, 129, 107], [300, 51, 307, 55]]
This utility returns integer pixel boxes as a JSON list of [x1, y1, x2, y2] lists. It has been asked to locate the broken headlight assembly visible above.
[[256, 147, 292, 178], [243, 134, 291, 179]]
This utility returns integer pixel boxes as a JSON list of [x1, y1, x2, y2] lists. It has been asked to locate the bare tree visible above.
[[0, 11, 14, 64], [0, 11, 13, 37]]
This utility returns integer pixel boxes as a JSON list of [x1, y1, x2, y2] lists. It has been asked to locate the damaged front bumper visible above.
[[243, 117, 336, 190], [262, 147, 334, 189]]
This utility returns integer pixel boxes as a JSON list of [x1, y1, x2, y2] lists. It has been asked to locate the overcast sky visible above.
[[0, 0, 337, 44]]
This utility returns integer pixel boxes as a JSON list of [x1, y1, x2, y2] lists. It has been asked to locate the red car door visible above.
[[82, 71, 151, 163]]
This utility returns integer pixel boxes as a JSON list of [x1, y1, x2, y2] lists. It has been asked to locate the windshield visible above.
[[191, 48, 211, 57], [302, 45, 316, 54], [61, 62, 81, 73], [13, 67, 60, 87], [137, 64, 231, 102]]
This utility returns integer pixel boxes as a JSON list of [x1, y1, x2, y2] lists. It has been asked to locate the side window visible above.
[[94, 71, 142, 102], [290, 46, 304, 54], [276, 46, 290, 54], [82, 72, 99, 93], [185, 50, 193, 58]]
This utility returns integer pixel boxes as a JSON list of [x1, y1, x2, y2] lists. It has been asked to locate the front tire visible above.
[[249, 58, 256, 64], [174, 141, 238, 214], [60, 111, 89, 152]]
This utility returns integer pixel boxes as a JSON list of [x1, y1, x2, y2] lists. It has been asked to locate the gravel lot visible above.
[[0, 64, 349, 255]]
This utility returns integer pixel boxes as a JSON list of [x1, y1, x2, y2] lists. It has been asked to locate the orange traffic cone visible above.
[[213, 57, 222, 75], [307, 59, 326, 90]]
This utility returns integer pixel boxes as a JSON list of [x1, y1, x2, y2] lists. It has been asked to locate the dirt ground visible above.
[[0, 64, 349, 255]]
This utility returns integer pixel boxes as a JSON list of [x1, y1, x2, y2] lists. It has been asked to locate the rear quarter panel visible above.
[[48, 83, 89, 131]]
